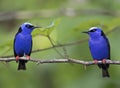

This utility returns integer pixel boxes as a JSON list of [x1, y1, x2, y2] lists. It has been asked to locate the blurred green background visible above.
[[0, 0, 120, 88]]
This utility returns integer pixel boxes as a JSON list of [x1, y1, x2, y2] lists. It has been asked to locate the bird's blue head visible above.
[[18, 22, 40, 34], [82, 27, 105, 39]]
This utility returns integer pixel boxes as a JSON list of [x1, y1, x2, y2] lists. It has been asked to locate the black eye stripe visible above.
[[26, 25, 34, 28], [89, 29, 97, 32]]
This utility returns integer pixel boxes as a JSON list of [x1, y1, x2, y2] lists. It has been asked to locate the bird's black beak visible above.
[[34, 26, 41, 28], [82, 31, 89, 34]]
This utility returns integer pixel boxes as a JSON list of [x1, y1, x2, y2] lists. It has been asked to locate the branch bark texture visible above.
[[0, 57, 120, 65]]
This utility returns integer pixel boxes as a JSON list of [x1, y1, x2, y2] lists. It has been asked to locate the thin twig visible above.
[[47, 35, 69, 58], [47, 35, 65, 58]]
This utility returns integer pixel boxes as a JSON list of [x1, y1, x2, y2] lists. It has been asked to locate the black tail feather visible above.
[[98, 64, 110, 77], [18, 60, 27, 70], [102, 68, 110, 77]]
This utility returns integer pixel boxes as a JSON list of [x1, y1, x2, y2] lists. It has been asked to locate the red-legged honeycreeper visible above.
[[82, 27, 110, 77], [14, 22, 40, 70]]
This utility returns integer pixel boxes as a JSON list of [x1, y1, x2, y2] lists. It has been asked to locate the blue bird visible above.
[[14, 22, 40, 70], [83, 27, 110, 77]]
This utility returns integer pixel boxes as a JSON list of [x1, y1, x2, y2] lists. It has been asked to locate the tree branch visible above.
[[0, 57, 120, 65]]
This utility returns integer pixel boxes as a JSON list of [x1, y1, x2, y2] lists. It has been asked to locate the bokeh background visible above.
[[0, 0, 120, 88]]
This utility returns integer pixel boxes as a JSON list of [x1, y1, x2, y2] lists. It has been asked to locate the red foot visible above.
[[102, 59, 106, 64], [26, 55, 30, 60], [16, 56, 19, 61], [93, 60, 98, 64]]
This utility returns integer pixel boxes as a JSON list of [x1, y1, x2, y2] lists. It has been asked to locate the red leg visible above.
[[102, 59, 106, 64], [16, 56, 19, 61], [26, 55, 30, 60], [93, 60, 98, 64]]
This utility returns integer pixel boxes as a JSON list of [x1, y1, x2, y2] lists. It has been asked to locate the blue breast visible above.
[[89, 37, 109, 60], [14, 33, 32, 56]]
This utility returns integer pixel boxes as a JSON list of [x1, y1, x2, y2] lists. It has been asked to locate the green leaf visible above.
[[32, 19, 60, 37]]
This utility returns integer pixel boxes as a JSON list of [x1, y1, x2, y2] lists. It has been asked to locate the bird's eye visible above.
[[26, 25, 34, 28], [89, 29, 97, 32]]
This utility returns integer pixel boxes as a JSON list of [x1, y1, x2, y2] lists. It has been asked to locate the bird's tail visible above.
[[18, 60, 27, 70], [102, 68, 110, 77]]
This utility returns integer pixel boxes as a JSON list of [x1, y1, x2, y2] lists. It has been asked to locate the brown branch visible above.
[[0, 57, 120, 65]]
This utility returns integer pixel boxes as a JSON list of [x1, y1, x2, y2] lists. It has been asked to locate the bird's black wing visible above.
[[28, 37, 33, 56], [101, 31, 110, 60], [105, 37, 110, 60], [14, 35, 17, 57]]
